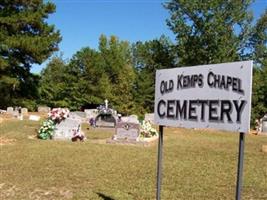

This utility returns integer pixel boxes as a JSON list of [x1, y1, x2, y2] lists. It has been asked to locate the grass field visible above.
[[0, 119, 266, 200]]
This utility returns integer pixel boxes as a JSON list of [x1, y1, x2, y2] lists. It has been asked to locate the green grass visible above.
[[0, 120, 266, 199]]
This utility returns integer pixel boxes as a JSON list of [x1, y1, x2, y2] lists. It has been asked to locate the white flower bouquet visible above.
[[140, 120, 158, 138], [38, 119, 55, 140]]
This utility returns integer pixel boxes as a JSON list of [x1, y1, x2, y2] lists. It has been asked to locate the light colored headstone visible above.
[[145, 113, 155, 124], [262, 121, 267, 132], [38, 106, 51, 113], [7, 107, 13, 114], [115, 122, 140, 141], [53, 118, 83, 140], [84, 109, 98, 118], [128, 115, 139, 124], [0, 109, 6, 114], [69, 112, 83, 122], [71, 111, 87, 122], [29, 115, 40, 121], [12, 111, 19, 118], [21, 108, 28, 115]]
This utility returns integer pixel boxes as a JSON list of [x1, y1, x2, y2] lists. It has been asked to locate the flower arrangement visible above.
[[38, 108, 70, 140], [140, 120, 158, 138], [72, 125, 85, 141], [38, 119, 55, 140], [97, 105, 112, 115], [48, 108, 69, 123]]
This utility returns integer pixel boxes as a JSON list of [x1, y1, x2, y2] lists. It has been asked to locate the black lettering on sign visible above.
[[176, 100, 187, 120], [207, 71, 214, 87], [157, 99, 166, 118], [209, 100, 219, 121], [160, 80, 174, 95], [167, 100, 175, 118], [233, 100, 246, 122], [220, 100, 232, 122], [198, 100, 208, 120], [188, 100, 197, 120], [198, 74, 204, 87]]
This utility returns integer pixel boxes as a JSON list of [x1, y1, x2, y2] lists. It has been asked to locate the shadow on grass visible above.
[[96, 192, 115, 200]]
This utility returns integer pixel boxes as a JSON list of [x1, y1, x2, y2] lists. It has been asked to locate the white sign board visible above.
[[154, 61, 253, 133]]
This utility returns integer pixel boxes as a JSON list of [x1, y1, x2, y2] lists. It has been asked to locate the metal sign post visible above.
[[236, 132, 245, 200], [156, 125, 164, 200]]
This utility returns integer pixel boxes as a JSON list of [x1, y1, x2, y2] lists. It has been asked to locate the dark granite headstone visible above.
[[95, 114, 116, 128]]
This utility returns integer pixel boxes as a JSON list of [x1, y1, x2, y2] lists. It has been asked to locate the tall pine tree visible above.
[[0, 0, 61, 108]]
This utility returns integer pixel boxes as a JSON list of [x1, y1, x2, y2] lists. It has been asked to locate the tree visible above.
[[0, 0, 61, 107], [39, 56, 69, 108], [67, 47, 105, 108], [165, 0, 253, 66], [99, 35, 136, 115], [132, 36, 175, 115], [250, 10, 267, 124]]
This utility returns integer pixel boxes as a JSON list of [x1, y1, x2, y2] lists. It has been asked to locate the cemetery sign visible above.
[[154, 61, 253, 133]]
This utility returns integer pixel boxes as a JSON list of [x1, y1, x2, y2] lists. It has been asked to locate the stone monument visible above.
[[95, 99, 116, 128], [53, 118, 83, 140], [114, 122, 140, 141]]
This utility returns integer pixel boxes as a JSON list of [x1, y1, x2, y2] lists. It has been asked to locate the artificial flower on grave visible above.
[[140, 120, 158, 138], [97, 105, 112, 115], [38, 119, 55, 140], [48, 108, 69, 123], [38, 108, 70, 140], [71, 125, 86, 142]]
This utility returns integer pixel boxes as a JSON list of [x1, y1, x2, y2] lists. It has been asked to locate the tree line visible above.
[[0, 0, 266, 126]]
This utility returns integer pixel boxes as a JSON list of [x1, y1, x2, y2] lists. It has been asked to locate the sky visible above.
[[31, 0, 267, 73]]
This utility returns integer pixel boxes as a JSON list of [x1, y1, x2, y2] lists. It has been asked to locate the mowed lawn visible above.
[[0, 120, 266, 200]]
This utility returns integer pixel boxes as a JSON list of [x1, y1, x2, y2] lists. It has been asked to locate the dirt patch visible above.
[[0, 137, 16, 145], [0, 183, 73, 199]]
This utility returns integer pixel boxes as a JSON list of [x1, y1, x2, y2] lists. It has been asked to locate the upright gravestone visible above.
[[145, 113, 155, 124], [7, 107, 13, 114], [38, 106, 51, 113], [21, 108, 28, 115], [69, 112, 83, 121], [128, 115, 139, 123], [84, 109, 98, 119], [95, 114, 116, 127], [114, 122, 140, 141], [53, 118, 83, 140]]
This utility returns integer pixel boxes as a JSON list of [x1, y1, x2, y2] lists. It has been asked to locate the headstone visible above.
[[7, 107, 13, 114], [145, 113, 155, 124], [258, 114, 267, 135], [84, 109, 98, 119], [69, 112, 83, 121], [114, 122, 140, 141], [12, 111, 19, 118], [29, 115, 40, 121], [72, 111, 86, 118], [21, 108, 28, 115], [95, 114, 116, 128], [38, 106, 51, 113], [128, 115, 139, 123], [71, 111, 87, 123], [262, 121, 267, 132], [0, 109, 6, 114], [53, 118, 83, 140]]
